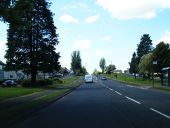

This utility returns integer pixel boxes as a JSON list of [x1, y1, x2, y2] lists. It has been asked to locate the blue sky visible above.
[[1, 0, 170, 73]]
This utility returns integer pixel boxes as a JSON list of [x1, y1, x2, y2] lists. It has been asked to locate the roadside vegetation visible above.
[[104, 73, 170, 91], [105, 73, 161, 87], [0, 75, 83, 126], [0, 76, 82, 101], [95, 34, 170, 91], [0, 87, 44, 101]]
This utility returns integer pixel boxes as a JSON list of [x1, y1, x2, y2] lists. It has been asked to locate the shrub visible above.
[[54, 78, 63, 84], [21, 79, 53, 87]]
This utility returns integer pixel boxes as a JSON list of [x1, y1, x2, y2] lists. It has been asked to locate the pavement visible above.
[[10, 78, 170, 128]]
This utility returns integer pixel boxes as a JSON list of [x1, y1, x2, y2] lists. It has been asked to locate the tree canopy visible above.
[[137, 34, 152, 64], [152, 42, 170, 73], [129, 52, 138, 75], [99, 58, 106, 73], [0, 0, 16, 22], [5, 0, 60, 84], [138, 53, 153, 78], [106, 64, 116, 74], [71, 51, 82, 75]]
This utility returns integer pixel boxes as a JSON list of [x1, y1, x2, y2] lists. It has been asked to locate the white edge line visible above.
[[150, 108, 170, 120], [115, 91, 122, 95], [125, 96, 141, 104]]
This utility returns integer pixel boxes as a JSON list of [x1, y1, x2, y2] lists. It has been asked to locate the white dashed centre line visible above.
[[115, 91, 122, 95], [109, 88, 113, 91], [150, 108, 170, 120], [125, 96, 141, 104]]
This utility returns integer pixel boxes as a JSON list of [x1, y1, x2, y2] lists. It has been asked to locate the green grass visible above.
[[49, 75, 82, 89], [0, 76, 83, 125], [105, 73, 161, 87], [0, 89, 69, 122], [0, 76, 82, 101], [0, 87, 44, 101]]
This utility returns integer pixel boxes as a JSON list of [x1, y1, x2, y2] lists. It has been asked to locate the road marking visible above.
[[125, 96, 141, 104], [109, 88, 113, 91], [150, 108, 170, 120], [115, 91, 122, 95], [106, 86, 109, 89]]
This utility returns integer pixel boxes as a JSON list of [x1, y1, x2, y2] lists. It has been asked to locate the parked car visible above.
[[85, 75, 93, 83], [2, 80, 17, 87], [101, 76, 107, 80]]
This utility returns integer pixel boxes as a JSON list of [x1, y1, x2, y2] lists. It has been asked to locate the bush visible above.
[[21, 80, 32, 87], [54, 78, 63, 84], [21, 79, 53, 87]]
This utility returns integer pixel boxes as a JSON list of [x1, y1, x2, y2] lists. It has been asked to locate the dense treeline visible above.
[[129, 34, 170, 81]]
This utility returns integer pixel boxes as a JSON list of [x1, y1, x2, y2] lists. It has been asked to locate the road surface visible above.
[[13, 78, 170, 128]]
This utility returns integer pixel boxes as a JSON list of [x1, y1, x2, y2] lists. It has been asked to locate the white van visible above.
[[85, 75, 93, 83]]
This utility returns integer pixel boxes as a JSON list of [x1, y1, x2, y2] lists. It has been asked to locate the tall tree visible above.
[[106, 64, 116, 74], [152, 42, 170, 73], [71, 51, 82, 75], [0, 0, 16, 22], [93, 68, 99, 75], [99, 58, 106, 73], [5, 0, 60, 84], [137, 34, 152, 64], [81, 66, 87, 75], [129, 52, 138, 78], [138, 53, 153, 79]]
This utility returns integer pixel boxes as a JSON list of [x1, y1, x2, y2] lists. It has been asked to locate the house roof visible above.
[[0, 60, 5, 65]]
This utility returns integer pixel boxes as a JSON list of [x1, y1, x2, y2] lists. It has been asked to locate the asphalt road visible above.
[[13, 78, 170, 128]]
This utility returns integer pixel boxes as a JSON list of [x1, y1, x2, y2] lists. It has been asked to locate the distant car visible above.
[[85, 75, 93, 83], [101, 76, 107, 80], [2, 80, 17, 87]]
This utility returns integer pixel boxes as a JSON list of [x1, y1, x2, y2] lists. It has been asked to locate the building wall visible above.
[[4, 71, 18, 80]]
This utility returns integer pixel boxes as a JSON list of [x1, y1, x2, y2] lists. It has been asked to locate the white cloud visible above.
[[96, 0, 170, 20], [85, 15, 100, 23], [102, 36, 112, 41], [0, 40, 6, 62], [154, 30, 170, 45], [61, 2, 88, 10], [73, 39, 91, 50], [60, 14, 79, 23], [95, 50, 112, 57]]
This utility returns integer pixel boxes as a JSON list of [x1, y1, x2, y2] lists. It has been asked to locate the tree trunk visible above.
[[148, 73, 151, 80], [31, 69, 37, 85], [134, 73, 136, 79]]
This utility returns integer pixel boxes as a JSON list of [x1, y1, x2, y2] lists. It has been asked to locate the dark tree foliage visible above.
[[152, 42, 170, 73], [0, 0, 16, 22], [129, 52, 138, 78], [106, 64, 116, 74], [99, 58, 106, 73], [5, 0, 60, 84], [137, 34, 152, 64], [71, 51, 82, 75]]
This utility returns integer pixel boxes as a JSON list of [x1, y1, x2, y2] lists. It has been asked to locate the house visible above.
[[0, 60, 5, 80], [0, 60, 23, 80], [113, 70, 122, 74]]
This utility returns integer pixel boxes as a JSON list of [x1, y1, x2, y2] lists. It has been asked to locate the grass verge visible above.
[[0, 76, 82, 127], [0, 87, 44, 101], [104, 73, 170, 91]]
